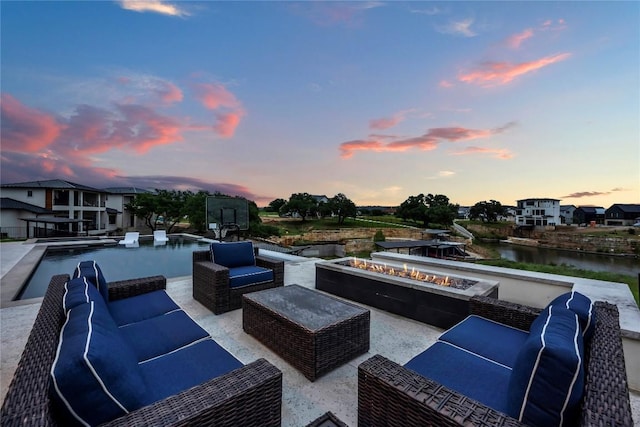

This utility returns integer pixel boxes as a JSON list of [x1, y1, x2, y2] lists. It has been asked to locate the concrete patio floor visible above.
[[1, 243, 638, 426]]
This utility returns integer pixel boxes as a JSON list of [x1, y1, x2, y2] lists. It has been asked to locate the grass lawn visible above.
[[478, 259, 639, 306]]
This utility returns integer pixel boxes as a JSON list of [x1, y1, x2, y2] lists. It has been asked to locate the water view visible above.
[[19, 237, 209, 300], [487, 242, 639, 277]]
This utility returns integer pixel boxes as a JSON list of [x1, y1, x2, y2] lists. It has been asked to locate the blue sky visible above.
[[1, 1, 638, 207]]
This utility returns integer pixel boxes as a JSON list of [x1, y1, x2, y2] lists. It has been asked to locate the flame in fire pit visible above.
[[347, 257, 473, 288]]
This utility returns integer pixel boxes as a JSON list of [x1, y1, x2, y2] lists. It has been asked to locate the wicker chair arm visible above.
[[108, 275, 167, 301], [103, 358, 282, 427], [469, 296, 541, 330], [256, 256, 285, 286], [358, 354, 524, 427], [192, 249, 211, 263]]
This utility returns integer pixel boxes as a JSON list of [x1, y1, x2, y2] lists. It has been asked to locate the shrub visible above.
[[373, 230, 385, 242]]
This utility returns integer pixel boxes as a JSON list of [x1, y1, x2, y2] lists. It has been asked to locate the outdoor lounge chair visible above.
[[192, 241, 284, 314], [0, 268, 283, 427], [153, 230, 169, 245], [358, 295, 634, 427], [118, 231, 139, 246]]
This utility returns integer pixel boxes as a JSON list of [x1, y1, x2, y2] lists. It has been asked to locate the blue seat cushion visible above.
[[72, 260, 109, 302], [108, 290, 180, 326], [118, 310, 210, 362], [50, 300, 148, 426], [507, 306, 584, 427], [140, 338, 244, 404], [548, 291, 596, 340], [210, 241, 255, 269], [404, 341, 511, 414], [63, 277, 103, 313], [438, 315, 528, 368], [228, 265, 274, 288]]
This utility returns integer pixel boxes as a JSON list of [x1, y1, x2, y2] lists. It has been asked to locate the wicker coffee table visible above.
[[243, 284, 370, 381]]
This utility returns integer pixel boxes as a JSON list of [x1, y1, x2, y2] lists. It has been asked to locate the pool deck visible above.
[[1, 240, 638, 425]]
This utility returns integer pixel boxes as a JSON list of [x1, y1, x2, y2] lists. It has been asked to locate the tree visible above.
[[469, 200, 506, 222], [280, 193, 317, 221], [266, 198, 286, 213], [184, 190, 211, 232], [328, 193, 357, 225], [395, 193, 458, 226], [126, 192, 159, 230]]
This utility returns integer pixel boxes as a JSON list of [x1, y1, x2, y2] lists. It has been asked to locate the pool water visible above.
[[19, 237, 210, 300]]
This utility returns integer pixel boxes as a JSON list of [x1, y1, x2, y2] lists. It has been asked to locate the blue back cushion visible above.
[[108, 290, 180, 326], [73, 260, 109, 302], [507, 306, 584, 427], [210, 241, 255, 269], [50, 299, 148, 426], [63, 277, 102, 313], [548, 291, 596, 340]]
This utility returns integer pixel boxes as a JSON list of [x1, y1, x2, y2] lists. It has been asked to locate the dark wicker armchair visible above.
[[358, 296, 634, 427], [192, 248, 284, 314], [1, 274, 283, 427]]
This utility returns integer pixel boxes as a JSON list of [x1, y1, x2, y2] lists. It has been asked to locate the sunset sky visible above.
[[1, 1, 638, 207]]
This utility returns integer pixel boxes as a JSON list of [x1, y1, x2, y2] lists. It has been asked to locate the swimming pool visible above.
[[19, 237, 210, 300]]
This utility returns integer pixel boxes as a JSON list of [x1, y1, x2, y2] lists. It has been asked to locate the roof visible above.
[[576, 206, 604, 214], [608, 204, 640, 213], [103, 187, 152, 195], [19, 217, 91, 224], [1, 179, 104, 193], [0, 198, 53, 214], [375, 240, 464, 250], [517, 198, 561, 202]]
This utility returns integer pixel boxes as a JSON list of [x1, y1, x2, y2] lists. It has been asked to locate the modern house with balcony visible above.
[[514, 198, 561, 229], [0, 180, 112, 237], [104, 186, 152, 230]]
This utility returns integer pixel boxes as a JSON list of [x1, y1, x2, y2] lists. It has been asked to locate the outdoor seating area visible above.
[[192, 241, 284, 314], [358, 294, 633, 426], [0, 263, 282, 427], [0, 241, 638, 426], [118, 231, 139, 247]]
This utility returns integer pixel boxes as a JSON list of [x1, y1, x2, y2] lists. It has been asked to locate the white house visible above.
[[104, 187, 152, 230], [515, 198, 561, 228], [1, 180, 111, 237]]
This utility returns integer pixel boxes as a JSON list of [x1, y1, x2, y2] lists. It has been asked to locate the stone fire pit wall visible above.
[[315, 257, 499, 329]]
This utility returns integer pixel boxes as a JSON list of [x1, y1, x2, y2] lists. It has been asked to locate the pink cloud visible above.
[[458, 53, 571, 86], [57, 103, 183, 158], [192, 82, 245, 137], [439, 80, 454, 88], [193, 83, 240, 110], [156, 81, 183, 104], [507, 28, 534, 49], [214, 111, 245, 138], [0, 94, 64, 152], [451, 146, 514, 159], [340, 122, 515, 158], [369, 109, 417, 130]]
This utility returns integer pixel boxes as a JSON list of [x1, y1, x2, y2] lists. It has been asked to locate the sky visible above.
[[1, 1, 638, 208]]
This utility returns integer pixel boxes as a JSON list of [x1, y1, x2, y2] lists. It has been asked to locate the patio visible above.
[[1, 242, 639, 426]]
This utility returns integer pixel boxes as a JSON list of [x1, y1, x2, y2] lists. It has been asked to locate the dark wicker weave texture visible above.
[[358, 296, 634, 427], [192, 249, 284, 314], [1, 274, 283, 427], [306, 411, 349, 427], [243, 289, 370, 381]]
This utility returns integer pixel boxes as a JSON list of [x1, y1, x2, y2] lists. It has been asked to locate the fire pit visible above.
[[316, 257, 498, 329]]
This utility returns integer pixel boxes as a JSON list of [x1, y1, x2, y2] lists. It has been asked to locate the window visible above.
[[27, 190, 33, 197]]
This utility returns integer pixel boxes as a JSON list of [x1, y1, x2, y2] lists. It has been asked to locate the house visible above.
[[1, 180, 112, 237], [515, 198, 561, 229], [104, 187, 152, 230], [573, 206, 605, 226], [605, 204, 640, 226], [0, 198, 56, 239], [559, 205, 577, 225]]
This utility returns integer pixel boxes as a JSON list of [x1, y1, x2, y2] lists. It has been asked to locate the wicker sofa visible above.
[[193, 242, 284, 314], [1, 271, 283, 427], [358, 295, 634, 427]]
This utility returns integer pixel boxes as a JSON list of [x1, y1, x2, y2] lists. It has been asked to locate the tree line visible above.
[[126, 189, 507, 237]]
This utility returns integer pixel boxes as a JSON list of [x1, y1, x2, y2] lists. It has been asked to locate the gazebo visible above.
[[19, 217, 92, 239]]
